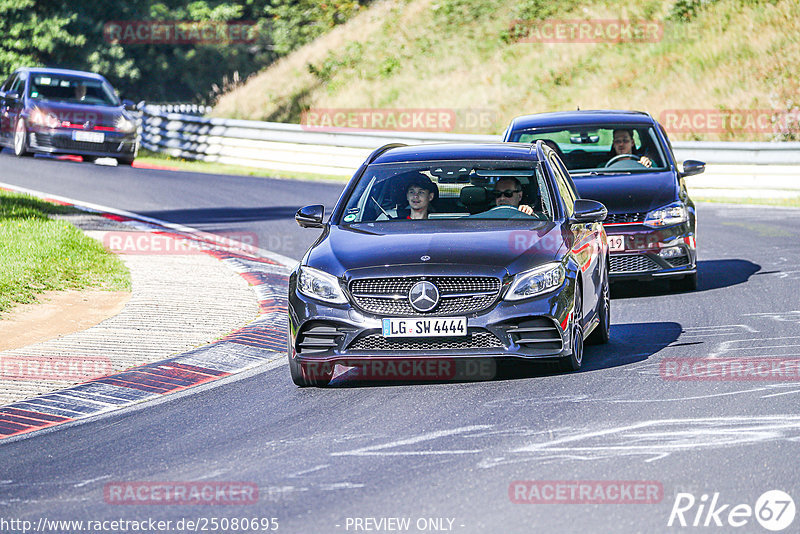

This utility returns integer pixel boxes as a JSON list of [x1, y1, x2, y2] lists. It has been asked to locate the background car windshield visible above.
[[509, 125, 667, 173], [340, 159, 554, 224], [29, 75, 120, 107]]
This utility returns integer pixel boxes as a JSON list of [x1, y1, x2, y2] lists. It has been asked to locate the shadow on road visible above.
[[611, 259, 761, 299], [324, 322, 682, 387]]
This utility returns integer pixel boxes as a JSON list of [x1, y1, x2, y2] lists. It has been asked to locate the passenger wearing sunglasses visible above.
[[493, 177, 534, 215]]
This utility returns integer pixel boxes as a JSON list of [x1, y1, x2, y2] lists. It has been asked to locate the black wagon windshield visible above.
[[28, 74, 120, 107], [339, 159, 555, 224], [508, 124, 668, 174]]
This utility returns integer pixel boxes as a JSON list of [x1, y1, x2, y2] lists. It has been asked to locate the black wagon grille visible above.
[[609, 254, 661, 273], [604, 212, 646, 225], [505, 317, 563, 351], [349, 276, 501, 316], [348, 331, 503, 351]]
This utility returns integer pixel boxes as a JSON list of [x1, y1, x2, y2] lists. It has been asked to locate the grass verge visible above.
[[0, 191, 131, 314], [692, 196, 800, 208], [136, 150, 350, 183]]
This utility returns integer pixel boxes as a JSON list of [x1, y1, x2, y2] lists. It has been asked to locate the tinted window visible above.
[[549, 154, 575, 217], [0, 74, 16, 93], [28, 74, 120, 106], [510, 123, 668, 173], [340, 159, 553, 224]]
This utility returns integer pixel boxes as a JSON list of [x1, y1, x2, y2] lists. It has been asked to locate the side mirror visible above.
[[681, 160, 705, 177], [571, 199, 607, 224], [122, 99, 136, 111], [296, 205, 325, 228]]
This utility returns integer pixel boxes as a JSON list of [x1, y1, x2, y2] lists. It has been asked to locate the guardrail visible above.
[[139, 106, 800, 178]]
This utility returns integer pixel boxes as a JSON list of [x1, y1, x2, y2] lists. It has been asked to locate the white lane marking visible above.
[[745, 311, 800, 323], [287, 464, 330, 478], [0, 181, 298, 268], [683, 324, 758, 333], [761, 389, 800, 399], [709, 336, 800, 357], [318, 482, 365, 490], [331, 425, 493, 457], [478, 415, 800, 467], [73, 474, 112, 488]]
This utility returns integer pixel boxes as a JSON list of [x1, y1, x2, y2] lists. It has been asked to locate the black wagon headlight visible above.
[[297, 266, 347, 304], [505, 262, 566, 301]]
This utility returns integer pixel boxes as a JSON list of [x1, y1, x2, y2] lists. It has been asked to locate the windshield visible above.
[[28, 74, 120, 107], [339, 159, 554, 224], [508, 124, 668, 174]]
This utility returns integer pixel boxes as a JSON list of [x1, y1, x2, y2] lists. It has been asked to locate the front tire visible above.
[[559, 284, 584, 372], [586, 264, 610, 345], [13, 119, 32, 157]]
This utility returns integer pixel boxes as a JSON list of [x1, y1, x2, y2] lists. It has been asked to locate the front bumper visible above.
[[606, 222, 696, 281], [28, 128, 138, 158], [288, 276, 576, 368]]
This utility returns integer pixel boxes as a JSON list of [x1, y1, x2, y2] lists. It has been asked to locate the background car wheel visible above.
[[670, 272, 698, 292], [559, 284, 584, 372], [117, 157, 135, 166], [586, 265, 610, 345], [13, 119, 32, 157]]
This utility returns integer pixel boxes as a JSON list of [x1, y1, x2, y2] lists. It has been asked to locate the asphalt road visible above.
[[2, 151, 800, 533]]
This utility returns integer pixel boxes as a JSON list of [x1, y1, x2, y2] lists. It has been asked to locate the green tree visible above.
[[0, 0, 84, 76]]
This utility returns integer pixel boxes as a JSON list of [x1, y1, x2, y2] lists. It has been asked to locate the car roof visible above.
[[507, 110, 656, 131], [15, 67, 108, 82], [371, 143, 539, 164]]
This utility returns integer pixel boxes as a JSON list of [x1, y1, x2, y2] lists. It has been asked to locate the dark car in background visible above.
[[288, 142, 610, 386], [503, 110, 704, 291], [0, 67, 138, 165]]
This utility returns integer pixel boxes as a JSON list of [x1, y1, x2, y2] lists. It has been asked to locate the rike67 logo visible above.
[[668, 490, 795, 531]]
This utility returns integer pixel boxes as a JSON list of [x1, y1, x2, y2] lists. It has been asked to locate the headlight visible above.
[[115, 116, 136, 133], [644, 201, 688, 228], [505, 262, 566, 301], [297, 266, 347, 304], [30, 108, 60, 128]]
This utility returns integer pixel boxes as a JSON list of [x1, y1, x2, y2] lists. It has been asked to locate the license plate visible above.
[[382, 317, 467, 338], [73, 130, 104, 143], [608, 235, 625, 252]]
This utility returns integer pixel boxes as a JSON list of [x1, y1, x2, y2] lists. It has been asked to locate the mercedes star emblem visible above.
[[409, 281, 439, 312]]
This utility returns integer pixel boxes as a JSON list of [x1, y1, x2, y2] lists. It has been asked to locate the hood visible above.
[[305, 220, 566, 278], [572, 170, 679, 213], [28, 100, 124, 128]]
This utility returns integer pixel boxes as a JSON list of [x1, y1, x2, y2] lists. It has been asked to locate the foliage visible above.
[[0, 1, 370, 103]]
